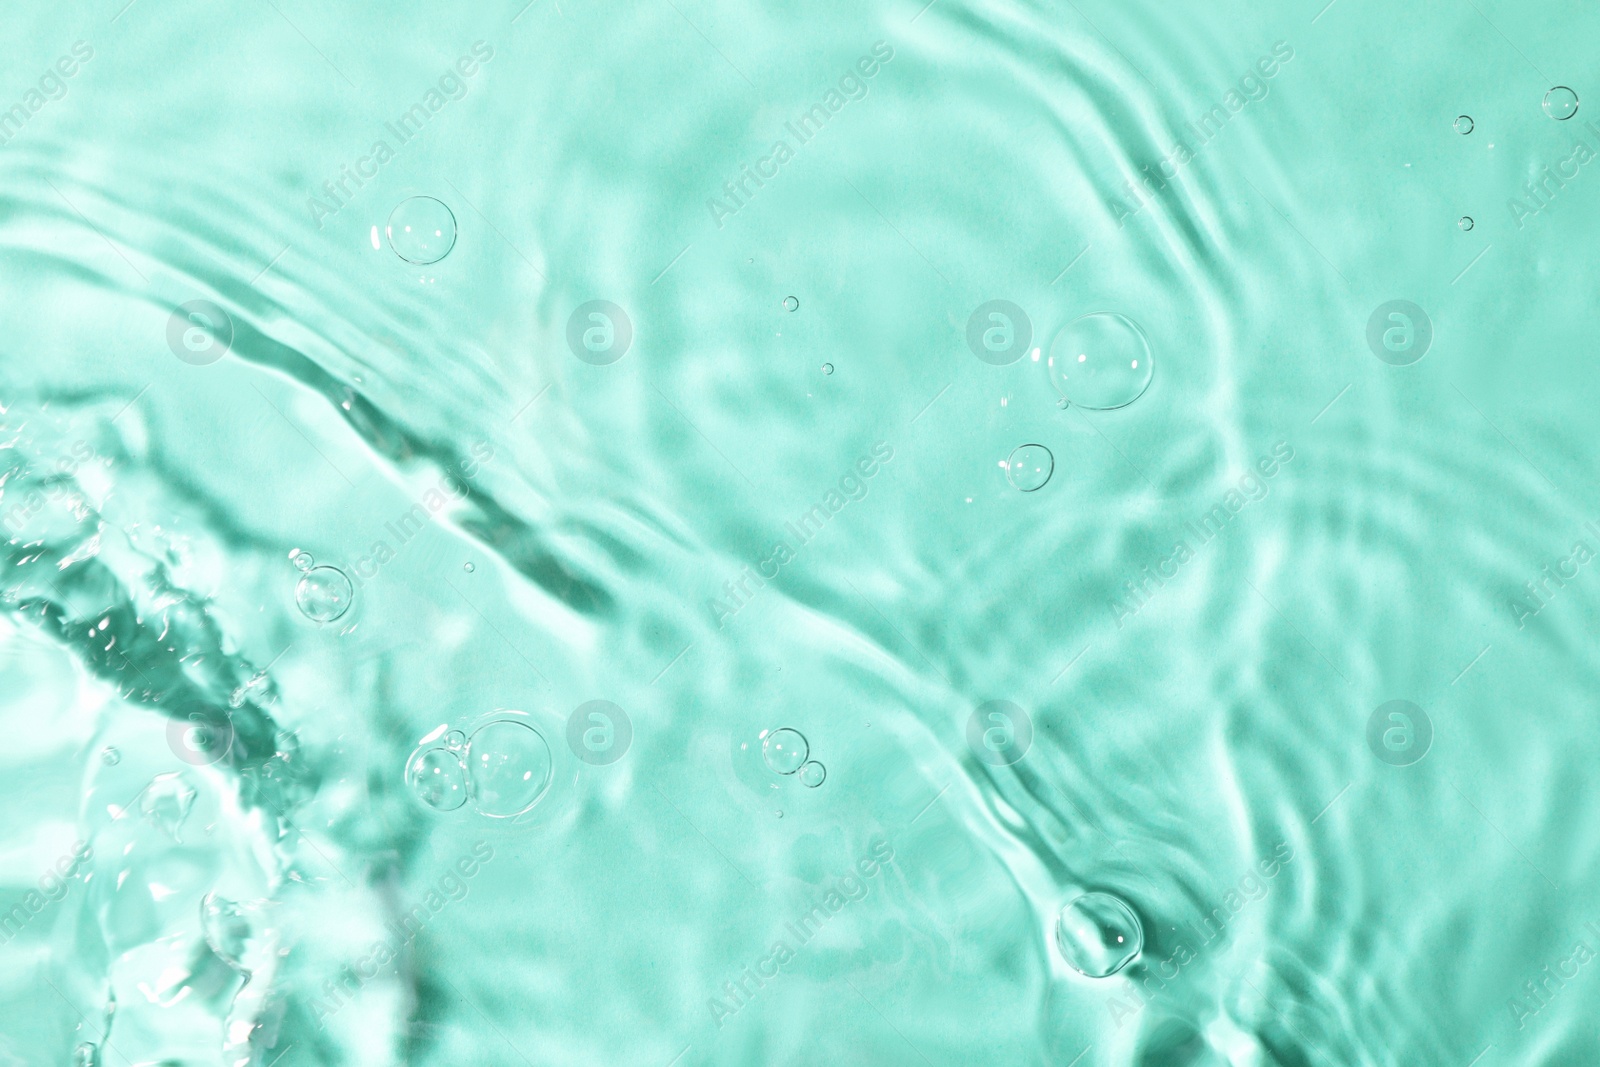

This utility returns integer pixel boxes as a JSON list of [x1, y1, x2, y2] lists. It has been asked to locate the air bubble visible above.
[[821, 363, 834, 375], [387, 196, 458, 264], [141, 773, 197, 839], [799, 761, 827, 787], [73, 1043, 98, 1067], [1046, 313, 1154, 410], [406, 747, 468, 811], [1458, 216, 1474, 231], [1544, 86, 1579, 121], [463, 562, 475, 572], [1005, 444, 1054, 492], [1055, 891, 1143, 977], [444, 729, 466, 748], [100, 746, 120, 766], [1453, 115, 1473, 135], [761, 728, 809, 775], [295, 565, 353, 623], [782, 296, 799, 312], [466, 719, 553, 817]]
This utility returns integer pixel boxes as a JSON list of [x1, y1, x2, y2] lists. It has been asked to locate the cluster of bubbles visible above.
[[965, 302, 1156, 495], [760, 727, 825, 787], [291, 550, 352, 624], [406, 718, 553, 817]]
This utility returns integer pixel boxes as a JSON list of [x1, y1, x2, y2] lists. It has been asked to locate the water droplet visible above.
[[1046, 313, 1154, 410], [761, 728, 809, 775], [821, 363, 834, 375], [295, 565, 353, 623], [386, 196, 458, 264], [1544, 86, 1579, 121], [782, 296, 799, 312], [799, 761, 827, 787], [1454, 114, 1473, 135], [1055, 891, 1143, 977], [463, 562, 475, 572], [141, 773, 197, 839], [1004, 444, 1054, 492], [465, 720, 553, 817], [100, 746, 120, 766], [1458, 216, 1474, 231], [406, 747, 468, 811]]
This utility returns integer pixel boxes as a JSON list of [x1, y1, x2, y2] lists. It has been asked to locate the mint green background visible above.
[[1, 0, 1598, 1064]]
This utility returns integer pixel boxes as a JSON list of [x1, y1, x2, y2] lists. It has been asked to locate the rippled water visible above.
[[3, 1, 1599, 1064]]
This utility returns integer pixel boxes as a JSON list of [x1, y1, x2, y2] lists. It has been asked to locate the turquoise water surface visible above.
[[3, 0, 1600, 1064]]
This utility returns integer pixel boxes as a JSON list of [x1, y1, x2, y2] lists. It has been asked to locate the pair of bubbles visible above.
[[291, 551, 354, 623], [759, 728, 826, 788], [407, 717, 553, 817], [966, 303, 1155, 411]]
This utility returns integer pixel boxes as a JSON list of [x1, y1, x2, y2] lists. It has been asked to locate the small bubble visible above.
[[100, 746, 120, 766], [463, 562, 475, 572], [444, 729, 466, 748], [466, 719, 553, 817], [1055, 891, 1143, 977], [1458, 216, 1474, 231], [1453, 114, 1474, 135], [1047, 313, 1154, 410], [821, 363, 834, 375], [1004, 444, 1054, 492], [406, 747, 468, 811], [798, 761, 827, 787], [761, 728, 809, 775], [1544, 86, 1579, 121], [782, 296, 799, 312], [289, 550, 315, 573], [295, 565, 353, 623], [73, 1043, 98, 1067], [386, 196, 458, 264]]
